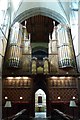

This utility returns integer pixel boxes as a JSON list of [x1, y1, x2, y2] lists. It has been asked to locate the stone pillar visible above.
[[78, 2, 80, 72], [0, 75, 2, 119], [77, 77, 80, 119], [49, 22, 58, 73], [0, 45, 3, 119]]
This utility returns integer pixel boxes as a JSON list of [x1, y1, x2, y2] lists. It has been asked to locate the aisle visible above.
[[35, 112, 46, 118], [33, 118, 48, 120]]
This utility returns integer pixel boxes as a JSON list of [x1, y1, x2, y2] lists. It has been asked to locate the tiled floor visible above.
[[33, 118, 48, 120], [35, 112, 46, 118]]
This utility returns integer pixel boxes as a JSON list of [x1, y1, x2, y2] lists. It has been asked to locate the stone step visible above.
[[33, 118, 48, 120]]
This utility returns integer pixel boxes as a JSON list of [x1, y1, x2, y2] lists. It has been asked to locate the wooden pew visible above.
[[51, 109, 73, 120], [5, 109, 30, 120]]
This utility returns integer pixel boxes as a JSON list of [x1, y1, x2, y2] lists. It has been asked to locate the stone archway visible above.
[[13, 7, 67, 25], [32, 74, 50, 117], [35, 89, 46, 118]]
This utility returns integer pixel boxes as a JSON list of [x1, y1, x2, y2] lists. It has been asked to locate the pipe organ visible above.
[[7, 22, 23, 68], [43, 57, 49, 74], [32, 57, 37, 74], [4, 21, 76, 73], [57, 24, 75, 68], [48, 22, 76, 73], [49, 21, 58, 73], [6, 22, 31, 69]]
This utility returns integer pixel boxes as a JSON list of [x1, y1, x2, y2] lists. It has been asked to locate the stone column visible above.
[[77, 77, 80, 119], [77, 7, 80, 119], [78, 2, 80, 72], [0, 75, 2, 119]]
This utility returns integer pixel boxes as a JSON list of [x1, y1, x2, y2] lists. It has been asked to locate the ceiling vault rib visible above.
[[57, 0, 70, 23]]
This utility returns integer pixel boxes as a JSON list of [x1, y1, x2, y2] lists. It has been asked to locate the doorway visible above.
[[35, 89, 46, 118]]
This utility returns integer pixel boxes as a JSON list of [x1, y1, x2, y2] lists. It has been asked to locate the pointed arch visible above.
[[13, 7, 67, 25], [35, 89, 46, 118]]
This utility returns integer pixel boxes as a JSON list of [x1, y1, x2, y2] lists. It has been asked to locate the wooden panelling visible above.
[[3, 88, 32, 102], [49, 88, 78, 101], [22, 15, 54, 43]]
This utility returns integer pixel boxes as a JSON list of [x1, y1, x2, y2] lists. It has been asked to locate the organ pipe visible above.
[[6, 22, 23, 68], [57, 24, 76, 68]]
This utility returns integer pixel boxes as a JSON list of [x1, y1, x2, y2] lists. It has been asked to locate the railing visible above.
[[51, 109, 72, 120], [4, 54, 76, 75], [12, 109, 27, 120], [4, 109, 32, 120], [7, 58, 22, 68], [5, 58, 76, 69], [59, 58, 75, 68]]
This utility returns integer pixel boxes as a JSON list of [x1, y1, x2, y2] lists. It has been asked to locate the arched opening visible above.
[[32, 50, 48, 60], [13, 7, 67, 25], [35, 89, 46, 118]]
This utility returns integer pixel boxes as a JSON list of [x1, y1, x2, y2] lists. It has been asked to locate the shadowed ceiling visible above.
[[21, 15, 58, 43], [21, 15, 59, 59]]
